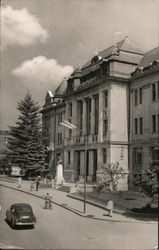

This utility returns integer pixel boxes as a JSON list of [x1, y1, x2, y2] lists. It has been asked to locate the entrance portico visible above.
[[74, 150, 97, 182]]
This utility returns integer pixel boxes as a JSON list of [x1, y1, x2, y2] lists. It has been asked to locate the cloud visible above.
[[1, 5, 48, 50], [12, 56, 73, 91]]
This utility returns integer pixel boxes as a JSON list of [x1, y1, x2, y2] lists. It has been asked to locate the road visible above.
[[0, 185, 158, 249]]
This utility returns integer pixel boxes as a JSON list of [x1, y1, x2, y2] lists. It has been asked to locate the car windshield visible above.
[[15, 206, 32, 212]]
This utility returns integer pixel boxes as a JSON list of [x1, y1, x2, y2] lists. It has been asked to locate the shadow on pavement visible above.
[[122, 210, 158, 222], [4, 218, 35, 230], [61, 203, 85, 214]]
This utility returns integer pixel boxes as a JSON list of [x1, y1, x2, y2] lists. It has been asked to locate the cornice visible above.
[[131, 65, 159, 81]]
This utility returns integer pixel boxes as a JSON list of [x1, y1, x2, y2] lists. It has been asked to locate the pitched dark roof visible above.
[[54, 78, 68, 97], [138, 47, 159, 68], [81, 37, 143, 70]]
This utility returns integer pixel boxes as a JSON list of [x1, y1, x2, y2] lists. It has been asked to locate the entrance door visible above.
[[75, 151, 80, 181], [86, 150, 89, 181]]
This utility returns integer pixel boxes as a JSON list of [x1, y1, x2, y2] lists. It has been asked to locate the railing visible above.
[[64, 134, 98, 146]]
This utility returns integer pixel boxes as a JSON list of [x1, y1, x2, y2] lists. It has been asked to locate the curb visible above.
[[0, 182, 157, 224], [0, 183, 85, 217]]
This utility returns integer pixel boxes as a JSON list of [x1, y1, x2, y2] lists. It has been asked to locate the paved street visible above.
[[0, 183, 158, 249]]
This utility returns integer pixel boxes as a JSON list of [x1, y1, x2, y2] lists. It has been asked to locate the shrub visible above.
[[141, 145, 159, 204], [96, 162, 125, 193]]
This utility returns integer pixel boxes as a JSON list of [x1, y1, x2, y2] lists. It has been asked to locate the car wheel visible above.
[[5, 214, 8, 222], [11, 219, 15, 229]]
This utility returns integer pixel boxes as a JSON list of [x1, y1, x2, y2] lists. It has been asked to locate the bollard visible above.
[[106, 200, 113, 217]]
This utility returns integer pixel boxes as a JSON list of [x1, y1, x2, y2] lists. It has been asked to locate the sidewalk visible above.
[[0, 178, 157, 224]]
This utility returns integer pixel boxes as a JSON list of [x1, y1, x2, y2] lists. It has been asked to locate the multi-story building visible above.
[[41, 37, 144, 190], [129, 47, 159, 189], [41, 81, 67, 177]]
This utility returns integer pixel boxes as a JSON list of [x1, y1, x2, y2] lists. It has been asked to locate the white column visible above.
[[96, 148, 103, 182], [87, 151, 94, 181]]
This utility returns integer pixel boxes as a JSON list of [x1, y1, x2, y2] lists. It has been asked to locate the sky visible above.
[[1, 0, 159, 130]]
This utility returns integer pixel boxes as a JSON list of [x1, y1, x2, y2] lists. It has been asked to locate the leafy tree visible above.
[[141, 145, 159, 204], [96, 162, 125, 193], [7, 92, 47, 174]]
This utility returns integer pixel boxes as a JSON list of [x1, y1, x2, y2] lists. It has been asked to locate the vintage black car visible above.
[[6, 203, 36, 228]]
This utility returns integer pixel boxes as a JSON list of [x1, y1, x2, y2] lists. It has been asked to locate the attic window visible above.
[[91, 55, 102, 64]]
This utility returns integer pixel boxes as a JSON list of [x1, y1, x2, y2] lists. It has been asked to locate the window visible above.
[[78, 100, 83, 132], [94, 95, 99, 134], [68, 102, 72, 116], [57, 133, 62, 144], [152, 83, 156, 101], [86, 98, 91, 135], [139, 88, 142, 104], [68, 129, 72, 139], [133, 148, 142, 164], [152, 115, 156, 132], [104, 90, 108, 108], [103, 148, 107, 164], [139, 117, 143, 134], [152, 147, 159, 161], [103, 119, 108, 135], [134, 89, 138, 106], [135, 118, 138, 134], [57, 113, 62, 125], [68, 151, 71, 164]]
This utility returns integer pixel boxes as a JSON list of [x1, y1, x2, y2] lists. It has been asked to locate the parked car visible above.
[[6, 203, 36, 228]]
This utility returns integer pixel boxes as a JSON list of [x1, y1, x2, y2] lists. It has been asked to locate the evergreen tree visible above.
[[7, 92, 47, 173], [26, 129, 47, 169]]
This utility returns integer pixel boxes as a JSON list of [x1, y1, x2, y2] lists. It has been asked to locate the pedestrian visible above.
[[18, 176, 22, 188], [106, 199, 113, 217], [35, 178, 39, 191], [44, 192, 52, 209], [30, 180, 34, 191]]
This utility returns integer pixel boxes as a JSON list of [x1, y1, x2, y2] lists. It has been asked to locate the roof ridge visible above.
[[81, 38, 127, 69], [99, 38, 125, 56]]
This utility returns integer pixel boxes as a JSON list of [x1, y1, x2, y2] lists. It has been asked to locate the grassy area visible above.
[[72, 190, 158, 213], [57, 184, 158, 214]]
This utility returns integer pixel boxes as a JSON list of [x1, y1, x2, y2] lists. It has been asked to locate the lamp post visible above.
[[60, 120, 87, 213]]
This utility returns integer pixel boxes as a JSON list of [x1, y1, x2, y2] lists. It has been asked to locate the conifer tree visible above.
[[7, 92, 47, 173]]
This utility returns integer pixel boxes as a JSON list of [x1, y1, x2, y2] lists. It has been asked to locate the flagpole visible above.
[[60, 121, 87, 213]]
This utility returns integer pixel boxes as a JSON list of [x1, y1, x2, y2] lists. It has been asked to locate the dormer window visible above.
[[45, 90, 54, 106], [91, 55, 102, 64]]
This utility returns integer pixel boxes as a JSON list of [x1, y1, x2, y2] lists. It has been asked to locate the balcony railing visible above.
[[64, 134, 98, 146]]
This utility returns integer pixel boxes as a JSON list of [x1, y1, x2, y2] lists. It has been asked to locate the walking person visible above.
[[44, 193, 52, 210], [18, 176, 22, 188], [35, 177, 40, 191], [30, 180, 34, 191]]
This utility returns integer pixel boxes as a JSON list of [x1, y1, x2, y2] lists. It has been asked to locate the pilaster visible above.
[[72, 99, 77, 137], [96, 148, 104, 181], [80, 151, 85, 177], [82, 99, 87, 134], [91, 96, 95, 134], [98, 90, 103, 141]]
